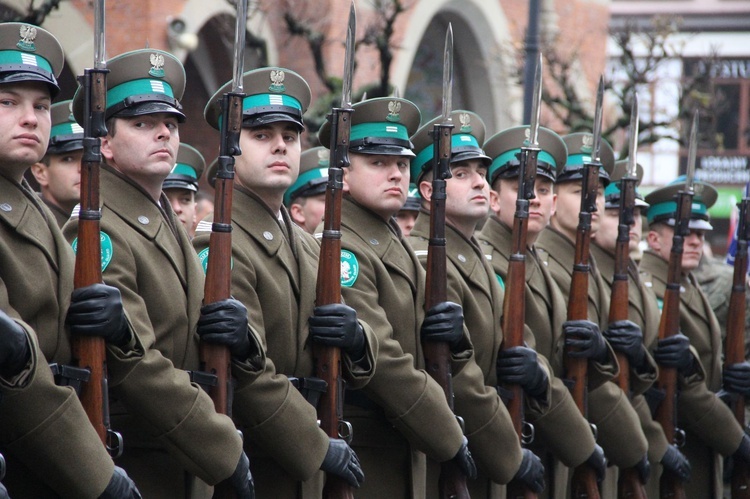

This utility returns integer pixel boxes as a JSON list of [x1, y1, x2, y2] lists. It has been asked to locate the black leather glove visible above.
[[724, 362, 750, 396], [67, 283, 130, 347], [228, 451, 255, 499], [734, 434, 750, 465], [0, 309, 30, 378], [421, 302, 464, 351], [496, 346, 548, 399], [197, 299, 251, 360], [633, 453, 651, 484], [603, 320, 646, 368], [563, 320, 608, 362], [98, 466, 142, 499], [661, 444, 691, 482], [514, 448, 545, 493], [447, 436, 477, 480], [320, 438, 365, 488], [308, 303, 366, 361], [653, 333, 695, 376], [586, 444, 607, 484]]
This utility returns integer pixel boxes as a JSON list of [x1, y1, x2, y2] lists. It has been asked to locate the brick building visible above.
[[2, 0, 612, 181]]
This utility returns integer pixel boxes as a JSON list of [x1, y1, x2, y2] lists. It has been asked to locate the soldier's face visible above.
[[444, 160, 490, 225], [164, 188, 196, 235], [647, 224, 705, 271], [101, 113, 180, 190], [344, 153, 410, 221], [490, 176, 556, 241], [595, 206, 644, 255], [0, 82, 51, 180], [235, 122, 301, 201], [395, 210, 418, 237], [550, 180, 604, 242], [290, 193, 326, 234], [31, 150, 82, 209]]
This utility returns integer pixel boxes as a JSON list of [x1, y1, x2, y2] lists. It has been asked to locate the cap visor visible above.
[[350, 144, 415, 157], [113, 101, 186, 122]]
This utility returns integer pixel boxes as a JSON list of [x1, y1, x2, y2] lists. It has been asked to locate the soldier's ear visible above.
[[101, 136, 114, 162], [29, 162, 49, 187], [419, 180, 432, 202]]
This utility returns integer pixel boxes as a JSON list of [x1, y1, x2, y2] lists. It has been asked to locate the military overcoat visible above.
[[640, 251, 744, 499], [193, 186, 376, 498], [409, 212, 528, 498], [63, 166, 244, 497], [535, 227, 648, 468], [0, 175, 114, 498], [334, 197, 468, 498]]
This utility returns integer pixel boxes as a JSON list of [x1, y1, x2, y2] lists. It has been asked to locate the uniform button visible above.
[[138, 216, 149, 225], [458, 254, 466, 263], [369, 238, 379, 246], [263, 231, 273, 240], [0, 203, 11, 212]]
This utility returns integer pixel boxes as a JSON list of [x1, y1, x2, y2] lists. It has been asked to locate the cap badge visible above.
[[386, 100, 401, 122], [17, 25, 37, 52], [269, 70, 286, 93], [524, 128, 531, 140], [581, 134, 594, 154], [149, 53, 166, 78], [693, 182, 704, 196], [459, 113, 472, 133], [317, 148, 330, 166]]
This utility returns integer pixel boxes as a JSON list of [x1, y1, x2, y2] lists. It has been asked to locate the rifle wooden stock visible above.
[[201, 92, 243, 499], [73, 66, 110, 447], [653, 190, 692, 499], [501, 145, 539, 499], [422, 124, 470, 499], [564, 163, 601, 499], [608, 179, 648, 499], [315, 107, 355, 499], [727, 198, 750, 499]]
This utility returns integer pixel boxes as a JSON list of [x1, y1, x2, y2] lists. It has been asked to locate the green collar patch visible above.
[[341, 250, 359, 287], [197, 247, 233, 274], [71, 231, 113, 272], [495, 273, 505, 291]]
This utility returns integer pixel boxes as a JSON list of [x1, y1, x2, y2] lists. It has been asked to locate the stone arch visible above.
[[395, 0, 520, 135]]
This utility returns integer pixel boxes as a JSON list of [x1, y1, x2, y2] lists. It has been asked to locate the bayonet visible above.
[[626, 94, 639, 179], [441, 24, 454, 123], [232, 0, 247, 93], [686, 111, 698, 193], [592, 77, 604, 163], [341, 2, 355, 108], [93, 0, 106, 70], [527, 52, 542, 147]]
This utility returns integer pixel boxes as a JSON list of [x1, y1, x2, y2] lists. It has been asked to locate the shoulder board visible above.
[[195, 220, 212, 234]]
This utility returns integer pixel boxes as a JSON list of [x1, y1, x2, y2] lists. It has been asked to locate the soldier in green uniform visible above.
[[284, 145, 329, 234], [317, 97, 476, 498], [161, 142, 204, 237], [406, 110, 545, 498], [196, 67, 367, 497], [29, 99, 82, 227], [640, 177, 750, 498], [0, 23, 141, 498], [395, 183, 420, 237], [533, 132, 651, 492], [477, 126, 608, 499], [591, 160, 691, 497], [64, 49, 256, 498]]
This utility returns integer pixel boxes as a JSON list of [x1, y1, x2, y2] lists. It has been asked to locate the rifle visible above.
[[420, 24, 470, 499], [653, 112, 699, 499], [73, 0, 122, 458], [564, 77, 604, 499], [726, 187, 750, 498], [501, 52, 542, 499], [314, 3, 356, 498], [201, 1, 247, 496], [608, 96, 648, 499]]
